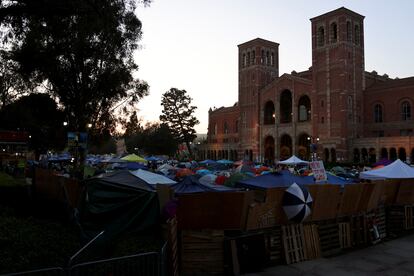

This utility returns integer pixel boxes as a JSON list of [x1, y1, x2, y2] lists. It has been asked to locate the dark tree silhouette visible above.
[[0, 93, 66, 156], [0, 0, 150, 133], [160, 88, 199, 156]]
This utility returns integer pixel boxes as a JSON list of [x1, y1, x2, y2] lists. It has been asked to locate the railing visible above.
[[1, 242, 167, 276]]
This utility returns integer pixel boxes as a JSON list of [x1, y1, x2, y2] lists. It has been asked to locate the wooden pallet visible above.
[[281, 224, 307, 264], [387, 205, 406, 236], [263, 227, 282, 264], [376, 205, 387, 239], [181, 230, 224, 275], [405, 205, 414, 230], [350, 213, 367, 247], [317, 221, 341, 256], [166, 217, 179, 276], [338, 222, 351, 249], [303, 224, 320, 259]]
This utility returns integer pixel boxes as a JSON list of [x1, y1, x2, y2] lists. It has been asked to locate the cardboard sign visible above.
[[310, 161, 327, 182]]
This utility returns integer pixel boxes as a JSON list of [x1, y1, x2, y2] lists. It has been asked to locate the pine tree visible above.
[[160, 88, 199, 156]]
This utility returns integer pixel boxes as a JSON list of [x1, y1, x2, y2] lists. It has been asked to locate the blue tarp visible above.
[[236, 170, 354, 190], [171, 175, 237, 194]]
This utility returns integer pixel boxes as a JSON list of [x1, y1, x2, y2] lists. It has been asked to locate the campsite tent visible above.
[[80, 170, 160, 239], [171, 175, 237, 194], [278, 155, 309, 165], [359, 159, 414, 180], [130, 169, 176, 186], [236, 170, 354, 190], [121, 154, 147, 163]]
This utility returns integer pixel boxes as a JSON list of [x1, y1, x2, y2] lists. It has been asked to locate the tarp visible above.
[[359, 159, 414, 180], [278, 155, 309, 165], [131, 169, 176, 186], [121, 154, 147, 163], [80, 170, 160, 240], [217, 159, 234, 165], [171, 175, 237, 194], [236, 170, 353, 190], [199, 159, 217, 165]]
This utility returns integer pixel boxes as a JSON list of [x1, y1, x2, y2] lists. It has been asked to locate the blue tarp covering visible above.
[[171, 175, 237, 194], [236, 170, 354, 190]]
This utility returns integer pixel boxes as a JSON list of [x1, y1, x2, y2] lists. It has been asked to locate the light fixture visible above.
[[87, 123, 92, 128], [63, 121, 68, 126]]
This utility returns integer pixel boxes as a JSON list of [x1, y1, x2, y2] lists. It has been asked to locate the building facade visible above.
[[201, 7, 414, 164]]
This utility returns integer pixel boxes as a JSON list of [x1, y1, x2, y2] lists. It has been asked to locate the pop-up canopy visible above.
[[278, 155, 309, 165], [359, 159, 414, 180]]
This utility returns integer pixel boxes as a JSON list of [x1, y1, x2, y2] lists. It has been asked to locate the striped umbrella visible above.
[[282, 183, 313, 223]]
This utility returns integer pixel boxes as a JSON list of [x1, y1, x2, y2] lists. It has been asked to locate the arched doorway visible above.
[[330, 148, 337, 163], [380, 148, 388, 160], [369, 148, 376, 163], [297, 133, 310, 160], [390, 148, 397, 160], [324, 148, 330, 163], [280, 90, 292, 123], [361, 148, 368, 163], [264, 136, 275, 165], [249, 150, 253, 161], [264, 101, 275, 125], [298, 95, 311, 122], [280, 134, 292, 160], [353, 148, 360, 163], [398, 148, 407, 161]]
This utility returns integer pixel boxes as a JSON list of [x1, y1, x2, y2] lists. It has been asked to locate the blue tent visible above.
[[199, 159, 217, 165], [171, 175, 237, 194], [236, 170, 354, 190]]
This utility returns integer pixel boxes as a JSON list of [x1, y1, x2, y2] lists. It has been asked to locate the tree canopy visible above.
[[160, 88, 199, 156], [0, 0, 150, 133]]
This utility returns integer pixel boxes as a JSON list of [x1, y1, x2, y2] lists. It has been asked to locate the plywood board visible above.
[[177, 191, 254, 230], [395, 180, 414, 204], [307, 184, 341, 221], [338, 184, 363, 215]]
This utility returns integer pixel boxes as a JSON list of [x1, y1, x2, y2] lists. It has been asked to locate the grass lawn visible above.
[[0, 171, 27, 187]]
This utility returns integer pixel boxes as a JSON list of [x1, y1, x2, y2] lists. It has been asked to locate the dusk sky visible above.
[[133, 0, 414, 134]]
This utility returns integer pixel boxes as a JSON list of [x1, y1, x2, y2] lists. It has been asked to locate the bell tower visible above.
[[310, 7, 365, 161], [238, 38, 279, 161]]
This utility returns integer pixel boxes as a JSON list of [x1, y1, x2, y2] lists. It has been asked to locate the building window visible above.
[[298, 95, 311, 122], [330, 22, 338, 43], [373, 130, 384, 137], [374, 104, 383, 123], [224, 122, 229, 134], [261, 50, 264, 64], [266, 51, 270, 65], [235, 120, 239, 133], [402, 101, 411, 121], [321, 116, 324, 124], [271, 52, 274, 66], [317, 26, 325, 47], [252, 50, 255, 64], [400, 129, 413, 136], [346, 21, 352, 42], [354, 24, 360, 45], [214, 123, 217, 135], [242, 53, 246, 67], [247, 52, 250, 66], [321, 100, 324, 107], [264, 101, 275, 125]]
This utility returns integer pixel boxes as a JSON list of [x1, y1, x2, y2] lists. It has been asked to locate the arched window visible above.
[[399, 148, 407, 161], [401, 101, 411, 121], [390, 148, 397, 161], [252, 50, 255, 64], [214, 123, 217, 135], [353, 148, 360, 163], [354, 24, 360, 45], [346, 21, 352, 42], [271, 52, 274, 66], [374, 104, 383, 123], [330, 22, 338, 43], [235, 120, 239, 133], [298, 95, 311, 122], [242, 53, 246, 67], [280, 134, 292, 160], [261, 50, 265, 64], [330, 148, 337, 162], [280, 90, 292, 123], [247, 52, 250, 65], [264, 101, 275, 125], [223, 122, 229, 134], [266, 51, 270, 65], [317, 26, 325, 47]]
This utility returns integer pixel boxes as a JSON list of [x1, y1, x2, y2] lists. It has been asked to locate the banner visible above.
[[310, 161, 327, 182]]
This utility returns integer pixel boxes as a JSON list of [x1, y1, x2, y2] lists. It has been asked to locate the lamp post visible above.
[[307, 136, 320, 161]]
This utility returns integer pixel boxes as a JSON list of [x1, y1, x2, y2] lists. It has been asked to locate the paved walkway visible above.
[[247, 234, 414, 276]]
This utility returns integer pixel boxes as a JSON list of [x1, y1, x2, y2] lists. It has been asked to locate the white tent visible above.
[[278, 155, 309, 165], [131, 169, 176, 185], [199, 174, 217, 185], [359, 159, 414, 180], [156, 164, 176, 175]]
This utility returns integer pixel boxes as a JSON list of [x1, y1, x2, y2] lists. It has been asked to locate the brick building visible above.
[[200, 7, 414, 164]]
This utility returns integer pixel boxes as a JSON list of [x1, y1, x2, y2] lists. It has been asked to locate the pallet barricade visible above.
[[281, 224, 307, 264], [316, 220, 341, 257]]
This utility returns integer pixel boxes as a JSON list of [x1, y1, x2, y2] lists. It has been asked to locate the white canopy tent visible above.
[[359, 159, 414, 180], [131, 169, 176, 186], [278, 155, 309, 165]]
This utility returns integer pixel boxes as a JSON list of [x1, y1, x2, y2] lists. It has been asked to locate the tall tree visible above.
[[0, 50, 26, 109], [160, 88, 199, 156], [0, 0, 150, 133]]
